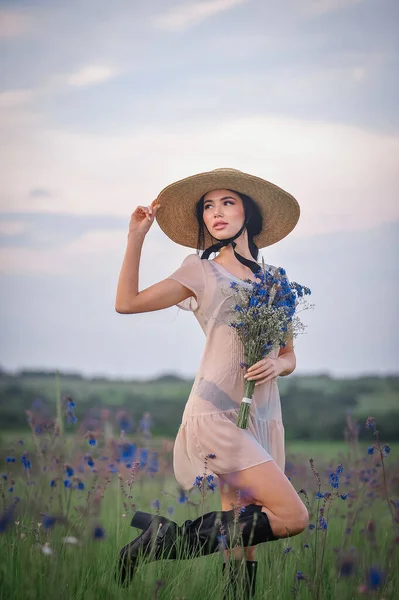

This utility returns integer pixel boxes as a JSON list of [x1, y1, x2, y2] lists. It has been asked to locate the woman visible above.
[[115, 168, 309, 595]]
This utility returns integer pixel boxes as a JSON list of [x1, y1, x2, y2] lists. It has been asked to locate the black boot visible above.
[[117, 504, 276, 586], [222, 559, 258, 599]]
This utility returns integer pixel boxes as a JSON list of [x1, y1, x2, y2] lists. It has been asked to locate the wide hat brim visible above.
[[155, 168, 300, 249]]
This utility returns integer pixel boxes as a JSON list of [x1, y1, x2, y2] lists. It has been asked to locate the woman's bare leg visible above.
[[218, 459, 308, 558]]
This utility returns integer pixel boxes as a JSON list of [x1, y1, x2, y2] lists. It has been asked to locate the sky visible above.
[[1, 0, 398, 379]]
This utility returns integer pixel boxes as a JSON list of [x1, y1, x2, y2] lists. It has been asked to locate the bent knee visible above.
[[272, 507, 309, 538]]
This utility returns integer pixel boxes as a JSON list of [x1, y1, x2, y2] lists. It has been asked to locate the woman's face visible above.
[[202, 189, 245, 239]]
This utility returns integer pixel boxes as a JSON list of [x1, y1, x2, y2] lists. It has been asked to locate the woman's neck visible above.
[[217, 241, 255, 263]]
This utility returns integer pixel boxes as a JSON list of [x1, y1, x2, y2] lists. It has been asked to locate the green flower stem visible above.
[[237, 378, 256, 429]]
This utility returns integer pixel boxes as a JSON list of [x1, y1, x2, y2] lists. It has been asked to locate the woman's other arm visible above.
[[277, 336, 296, 377], [115, 202, 195, 314]]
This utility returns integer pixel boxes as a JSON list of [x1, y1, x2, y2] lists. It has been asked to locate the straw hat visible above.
[[155, 168, 300, 249]]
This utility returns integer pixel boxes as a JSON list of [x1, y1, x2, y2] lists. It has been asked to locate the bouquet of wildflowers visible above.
[[227, 260, 313, 429]]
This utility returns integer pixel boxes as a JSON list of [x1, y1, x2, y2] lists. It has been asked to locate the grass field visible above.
[[0, 423, 398, 599]]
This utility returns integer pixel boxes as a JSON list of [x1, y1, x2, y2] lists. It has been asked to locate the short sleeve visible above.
[[167, 254, 206, 312]]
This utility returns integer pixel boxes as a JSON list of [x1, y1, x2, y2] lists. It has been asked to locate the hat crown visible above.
[[211, 168, 242, 175]]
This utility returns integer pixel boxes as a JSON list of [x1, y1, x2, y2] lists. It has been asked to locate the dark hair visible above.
[[195, 190, 263, 260]]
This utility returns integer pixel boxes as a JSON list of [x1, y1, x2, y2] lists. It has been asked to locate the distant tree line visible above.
[[1, 370, 398, 441]]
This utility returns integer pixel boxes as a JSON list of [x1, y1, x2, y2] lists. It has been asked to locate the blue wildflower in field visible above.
[[319, 517, 328, 530], [120, 442, 137, 463], [296, 571, 305, 580], [178, 489, 187, 504], [364, 566, 385, 591], [64, 479, 72, 488], [382, 444, 391, 457], [5, 457, 15, 463], [65, 396, 77, 424], [367, 445, 374, 455], [147, 451, 159, 473], [93, 526, 105, 540], [42, 515, 57, 529], [329, 464, 343, 489], [65, 465, 74, 477], [21, 454, 31, 470], [193, 475, 203, 488], [88, 438, 96, 446], [139, 448, 148, 468]]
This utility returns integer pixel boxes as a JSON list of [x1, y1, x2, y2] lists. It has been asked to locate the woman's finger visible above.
[[245, 364, 275, 378]]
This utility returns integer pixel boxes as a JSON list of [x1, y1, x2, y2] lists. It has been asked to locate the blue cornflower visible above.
[[87, 458, 94, 467], [42, 515, 57, 529], [93, 526, 105, 539], [382, 444, 391, 456], [318, 517, 328, 530], [139, 448, 148, 468], [367, 446, 375, 455], [308, 523, 315, 530], [88, 438, 96, 446], [340, 493, 348, 500], [316, 491, 324, 499], [296, 571, 305, 580], [50, 479, 56, 487], [193, 475, 203, 488], [147, 452, 159, 473], [8, 487, 13, 493], [2, 474, 7, 480], [21, 455, 31, 470], [5, 457, 15, 463], [207, 453, 216, 459], [63, 479, 72, 488], [365, 567, 385, 590], [284, 546, 292, 554], [178, 489, 187, 504], [76, 481, 85, 490], [65, 466, 74, 477]]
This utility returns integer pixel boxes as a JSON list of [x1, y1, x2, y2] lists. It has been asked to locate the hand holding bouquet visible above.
[[227, 261, 313, 429]]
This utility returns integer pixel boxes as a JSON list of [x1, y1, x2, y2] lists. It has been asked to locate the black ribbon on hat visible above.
[[201, 219, 261, 275]]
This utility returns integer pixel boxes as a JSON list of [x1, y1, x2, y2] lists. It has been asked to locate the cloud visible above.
[[155, 0, 250, 31], [0, 220, 28, 237], [1, 110, 398, 240], [65, 65, 118, 87], [0, 9, 35, 39], [0, 89, 36, 110], [305, 0, 364, 15]]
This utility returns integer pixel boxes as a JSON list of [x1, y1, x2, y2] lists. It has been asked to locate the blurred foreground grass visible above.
[[1, 421, 398, 599]]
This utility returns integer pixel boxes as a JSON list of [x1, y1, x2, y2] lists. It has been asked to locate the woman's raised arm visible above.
[[115, 202, 194, 314]]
